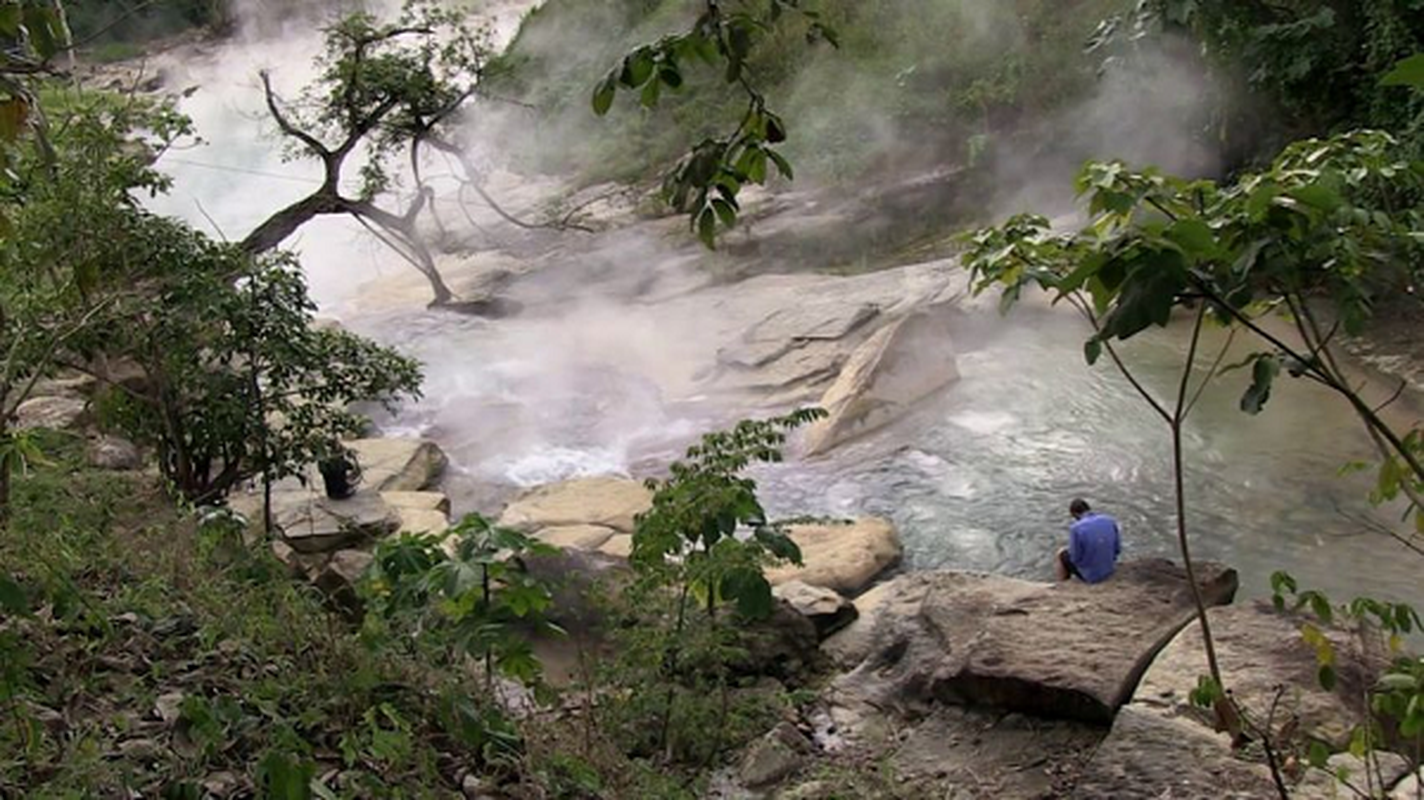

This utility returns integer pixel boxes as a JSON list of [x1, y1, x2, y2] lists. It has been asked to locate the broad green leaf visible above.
[[1240, 355, 1280, 415], [766, 149, 794, 180], [1084, 338, 1103, 366], [0, 5, 21, 39], [21, 6, 60, 61], [1381, 54, 1424, 89], [591, 75, 616, 116], [1164, 219, 1218, 259], [1318, 664, 1337, 692], [696, 206, 716, 249], [1307, 740, 1330, 769], [1289, 183, 1343, 213]]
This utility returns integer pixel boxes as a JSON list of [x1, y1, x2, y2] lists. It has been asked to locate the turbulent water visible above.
[[148, 2, 1423, 611]]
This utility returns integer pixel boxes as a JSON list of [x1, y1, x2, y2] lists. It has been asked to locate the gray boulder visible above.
[[833, 559, 1238, 723], [1134, 601, 1387, 747], [774, 581, 858, 639], [15, 395, 89, 430], [273, 490, 401, 554], [1070, 706, 1275, 799], [87, 435, 142, 470], [347, 438, 448, 491]]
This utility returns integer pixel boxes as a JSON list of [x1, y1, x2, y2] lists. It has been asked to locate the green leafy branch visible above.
[[592, 1, 836, 248]]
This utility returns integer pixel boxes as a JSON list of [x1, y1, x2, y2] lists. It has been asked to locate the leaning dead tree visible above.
[[240, 3, 485, 306]]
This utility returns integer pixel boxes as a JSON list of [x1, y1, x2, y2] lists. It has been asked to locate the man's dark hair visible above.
[[1069, 498, 1091, 517]]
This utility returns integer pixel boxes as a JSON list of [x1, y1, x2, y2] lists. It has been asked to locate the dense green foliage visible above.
[[491, 0, 1131, 187], [1101, 0, 1424, 164], [0, 435, 505, 796], [64, 0, 226, 59]]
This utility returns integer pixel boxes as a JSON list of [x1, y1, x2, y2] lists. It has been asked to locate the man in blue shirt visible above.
[[1055, 498, 1121, 584]]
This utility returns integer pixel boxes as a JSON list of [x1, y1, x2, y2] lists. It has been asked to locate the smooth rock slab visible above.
[[1071, 706, 1275, 799], [15, 395, 89, 430], [395, 508, 449, 536], [835, 559, 1238, 723], [535, 524, 617, 552], [822, 573, 935, 668], [1294, 752, 1411, 800], [498, 477, 652, 535], [803, 308, 960, 455], [380, 491, 452, 515], [87, 435, 141, 470], [767, 518, 902, 595], [347, 438, 448, 491], [774, 581, 858, 639], [1134, 601, 1386, 747], [274, 490, 401, 554]]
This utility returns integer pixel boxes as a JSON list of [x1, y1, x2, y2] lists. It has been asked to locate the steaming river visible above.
[[146, 1, 1421, 610], [349, 298, 1422, 611]]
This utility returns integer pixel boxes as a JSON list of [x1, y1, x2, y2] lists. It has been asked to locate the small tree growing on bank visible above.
[[618, 408, 824, 762], [965, 128, 1424, 793], [88, 224, 422, 505], [242, 1, 490, 306]]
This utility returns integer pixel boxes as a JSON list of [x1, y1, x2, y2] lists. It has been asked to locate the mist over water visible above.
[[143, 0, 1422, 608]]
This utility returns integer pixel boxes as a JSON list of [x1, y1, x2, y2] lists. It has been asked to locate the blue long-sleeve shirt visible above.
[[1069, 512, 1122, 584]]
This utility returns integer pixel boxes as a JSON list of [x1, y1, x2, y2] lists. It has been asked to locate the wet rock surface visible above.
[[803, 306, 961, 456], [829, 560, 1239, 724], [497, 476, 652, 535], [767, 518, 902, 596]]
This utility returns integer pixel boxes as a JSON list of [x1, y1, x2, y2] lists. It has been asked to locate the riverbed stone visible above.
[[767, 518, 902, 595], [497, 476, 652, 535], [380, 491, 452, 515], [396, 508, 450, 536], [774, 581, 857, 639], [274, 490, 401, 554], [1394, 768, 1424, 799], [832, 559, 1238, 724], [597, 534, 633, 559], [15, 394, 89, 430], [86, 435, 142, 470], [821, 573, 936, 668], [803, 307, 960, 455], [347, 438, 448, 491], [1133, 601, 1386, 747], [535, 524, 617, 552], [739, 722, 812, 789], [1294, 752, 1411, 800], [1071, 705, 1275, 799]]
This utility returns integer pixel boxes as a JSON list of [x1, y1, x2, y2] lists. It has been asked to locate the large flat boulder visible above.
[[767, 518, 902, 595], [15, 395, 89, 430], [833, 559, 1238, 724], [272, 490, 401, 554], [497, 477, 652, 535], [803, 308, 960, 455], [1070, 706, 1275, 799], [1133, 601, 1388, 748], [380, 491, 451, 515], [535, 524, 618, 551], [347, 438, 447, 491], [822, 573, 936, 667], [773, 581, 858, 639]]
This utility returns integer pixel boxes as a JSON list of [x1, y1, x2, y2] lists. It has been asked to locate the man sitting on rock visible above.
[[1056, 498, 1121, 584]]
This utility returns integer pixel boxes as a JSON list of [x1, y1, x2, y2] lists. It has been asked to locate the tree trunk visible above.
[[240, 193, 340, 256]]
